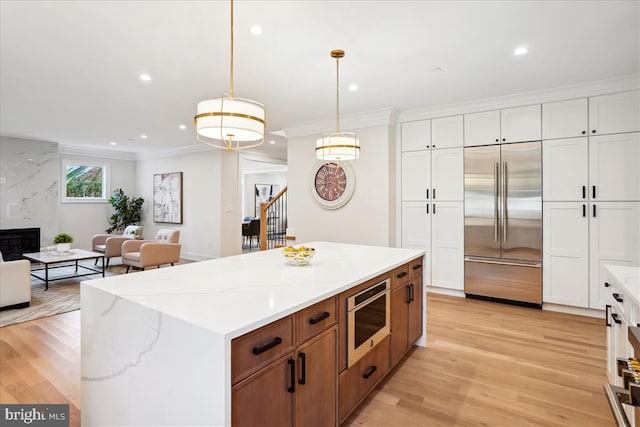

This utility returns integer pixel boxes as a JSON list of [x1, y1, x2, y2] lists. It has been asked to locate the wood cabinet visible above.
[[589, 90, 640, 135], [542, 98, 588, 139], [431, 115, 463, 149], [401, 151, 431, 201], [542, 202, 590, 307], [589, 133, 640, 201], [402, 119, 431, 151], [464, 105, 541, 147], [391, 258, 423, 366], [542, 138, 588, 201]]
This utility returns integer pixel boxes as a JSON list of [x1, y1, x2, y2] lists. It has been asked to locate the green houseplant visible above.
[[53, 232, 74, 253], [106, 188, 145, 234]]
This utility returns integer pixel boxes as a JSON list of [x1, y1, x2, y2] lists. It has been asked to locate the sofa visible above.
[[122, 229, 181, 273]]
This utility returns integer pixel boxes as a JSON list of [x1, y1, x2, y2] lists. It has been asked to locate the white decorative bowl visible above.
[[283, 247, 315, 266]]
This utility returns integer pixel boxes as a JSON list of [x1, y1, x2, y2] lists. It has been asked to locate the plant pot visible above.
[[56, 243, 71, 253]]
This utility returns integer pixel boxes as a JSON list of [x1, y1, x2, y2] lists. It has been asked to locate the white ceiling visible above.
[[1, 1, 638, 157]]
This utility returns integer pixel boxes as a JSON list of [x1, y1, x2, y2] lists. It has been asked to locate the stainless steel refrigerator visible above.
[[464, 141, 542, 306]]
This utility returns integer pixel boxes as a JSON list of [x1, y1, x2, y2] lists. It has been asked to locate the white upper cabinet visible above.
[[431, 115, 463, 149], [401, 151, 431, 201], [500, 104, 541, 143], [401, 120, 431, 151], [431, 148, 463, 201], [589, 90, 640, 135], [542, 138, 588, 201], [542, 98, 588, 139], [589, 133, 640, 201], [464, 110, 500, 147]]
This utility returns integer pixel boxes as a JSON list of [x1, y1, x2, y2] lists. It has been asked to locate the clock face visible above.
[[314, 163, 347, 202]]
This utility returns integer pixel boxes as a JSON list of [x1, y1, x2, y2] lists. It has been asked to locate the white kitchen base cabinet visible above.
[[542, 98, 588, 140], [589, 133, 640, 202], [431, 202, 464, 290], [589, 90, 640, 136], [543, 202, 589, 307], [401, 202, 431, 285]]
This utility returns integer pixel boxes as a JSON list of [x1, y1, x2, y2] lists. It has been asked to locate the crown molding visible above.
[[134, 143, 213, 161], [283, 107, 397, 139], [399, 74, 640, 123], [57, 143, 137, 161]]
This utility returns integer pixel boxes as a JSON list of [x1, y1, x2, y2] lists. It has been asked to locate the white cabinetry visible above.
[[542, 138, 588, 201], [589, 90, 640, 135], [431, 148, 463, 201], [401, 151, 430, 201], [589, 133, 640, 201], [401, 202, 431, 285], [543, 202, 589, 307], [431, 115, 463, 149], [402, 120, 431, 151], [542, 98, 588, 140], [431, 202, 464, 290], [590, 202, 640, 309], [464, 105, 541, 146]]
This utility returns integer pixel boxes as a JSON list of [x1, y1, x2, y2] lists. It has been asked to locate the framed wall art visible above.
[[153, 172, 183, 224], [255, 184, 280, 217]]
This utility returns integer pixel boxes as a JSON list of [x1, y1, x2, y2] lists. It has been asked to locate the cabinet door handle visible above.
[[613, 293, 623, 303], [433, 203, 436, 214], [433, 188, 436, 199], [309, 311, 330, 325], [252, 337, 282, 355], [604, 282, 611, 288], [582, 185, 586, 199], [582, 131, 586, 135], [410, 283, 415, 302], [298, 352, 306, 385], [593, 204, 596, 218], [606, 304, 611, 327], [426, 189, 429, 199], [592, 185, 596, 199], [287, 358, 295, 393], [363, 365, 377, 379], [396, 271, 408, 279], [582, 204, 586, 217], [592, 129, 597, 134], [406, 285, 412, 304], [412, 264, 422, 271], [426, 203, 429, 214], [611, 312, 622, 325]]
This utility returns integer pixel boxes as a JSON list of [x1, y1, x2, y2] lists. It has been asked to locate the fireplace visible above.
[[0, 228, 41, 261]]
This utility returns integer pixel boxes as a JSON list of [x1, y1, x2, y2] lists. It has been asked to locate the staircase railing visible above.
[[259, 186, 288, 250]]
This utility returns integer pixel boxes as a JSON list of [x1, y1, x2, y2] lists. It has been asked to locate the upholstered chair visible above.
[[92, 225, 143, 267], [0, 251, 31, 310], [122, 229, 181, 273]]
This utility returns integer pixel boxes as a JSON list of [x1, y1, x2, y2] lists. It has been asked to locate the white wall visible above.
[[242, 171, 287, 219], [136, 149, 223, 260], [287, 125, 393, 247]]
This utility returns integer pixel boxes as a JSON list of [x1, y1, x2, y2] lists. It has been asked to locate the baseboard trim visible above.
[[426, 287, 465, 298], [542, 303, 604, 319]]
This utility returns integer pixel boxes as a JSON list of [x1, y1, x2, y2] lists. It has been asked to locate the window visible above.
[[61, 158, 110, 203]]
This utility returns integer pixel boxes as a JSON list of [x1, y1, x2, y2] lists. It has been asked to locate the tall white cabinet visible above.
[[542, 90, 640, 310], [401, 116, 464, 291]]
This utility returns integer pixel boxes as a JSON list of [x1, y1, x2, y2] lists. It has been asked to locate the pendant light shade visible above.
[[194, 0, 265, 150], [316, 50, 360, 163]]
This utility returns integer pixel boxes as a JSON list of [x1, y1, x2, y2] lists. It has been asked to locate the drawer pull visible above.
[[613, 293, 623, 303], [252, 337, 282, 355], [287, 358, 295, 393], [396, 271, 408, 279], [611, 313, 622, 325], [309, 312, 330, 325], [363, 365, 377, 379], [412, 264, 422, 271]]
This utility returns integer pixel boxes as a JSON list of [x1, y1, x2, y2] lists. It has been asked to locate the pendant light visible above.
[[194, 0, 265, 150], [316, 50, 360, 164]]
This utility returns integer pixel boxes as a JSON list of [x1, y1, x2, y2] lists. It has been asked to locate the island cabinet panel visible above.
[[391, 263, 410, 290], [296, 296, 337, 346], [295, 327, 338, 427], [231, 315, 294, 385], [232, 354, 294, 427], [390, 284, 410, 365], [408, 276, 424, 345], [338, 335, 391, 424]]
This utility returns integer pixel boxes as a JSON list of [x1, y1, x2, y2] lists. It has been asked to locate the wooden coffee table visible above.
[[22, 249, 105, 290]]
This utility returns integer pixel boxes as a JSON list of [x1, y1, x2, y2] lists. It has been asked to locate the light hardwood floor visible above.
[[0, 292, 614, 426]]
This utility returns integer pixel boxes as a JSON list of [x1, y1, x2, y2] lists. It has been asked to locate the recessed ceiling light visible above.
[[140, 134, 148, 139], [514, 46, 528, 56], [139, 73, 152, 82], [179, 124, 187, 130], [432, 67, 442, 72], [348, 84, 358, 92], [109, 142, 117, 146], [269, 140, 275, 144], [249, 25, 263, 35]]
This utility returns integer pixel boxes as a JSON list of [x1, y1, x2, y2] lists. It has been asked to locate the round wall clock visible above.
[[310, 161, 356, 209]]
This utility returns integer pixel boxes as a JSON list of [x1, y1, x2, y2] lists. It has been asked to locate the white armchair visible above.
[[0, 252, 31, 310], [92, 225, 143, 267], [122, 229, 181, 273]]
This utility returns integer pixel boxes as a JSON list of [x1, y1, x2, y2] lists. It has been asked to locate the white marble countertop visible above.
[[606, 265, 640, 307], [82, 241, 424, 339]]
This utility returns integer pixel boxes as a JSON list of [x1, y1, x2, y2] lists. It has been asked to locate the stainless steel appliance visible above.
[[347, 279, 390, 367], [464, 141, 542, 306]]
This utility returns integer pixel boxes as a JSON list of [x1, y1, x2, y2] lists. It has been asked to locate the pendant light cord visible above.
[[230, 0, 234, 98], [336, 56, 340, 133]]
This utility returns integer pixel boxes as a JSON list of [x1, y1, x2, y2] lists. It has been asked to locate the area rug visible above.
[[0, 262, 121, 328]]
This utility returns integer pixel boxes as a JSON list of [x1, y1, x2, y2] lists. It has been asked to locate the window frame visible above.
[[61, 158, 110, 203]]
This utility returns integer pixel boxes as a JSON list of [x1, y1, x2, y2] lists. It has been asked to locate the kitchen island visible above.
[[81, 241, 425, 426]]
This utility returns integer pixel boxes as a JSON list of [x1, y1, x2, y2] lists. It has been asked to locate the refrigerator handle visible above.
[[494, 162, 499, 242], [502, 161, 508, 242]]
